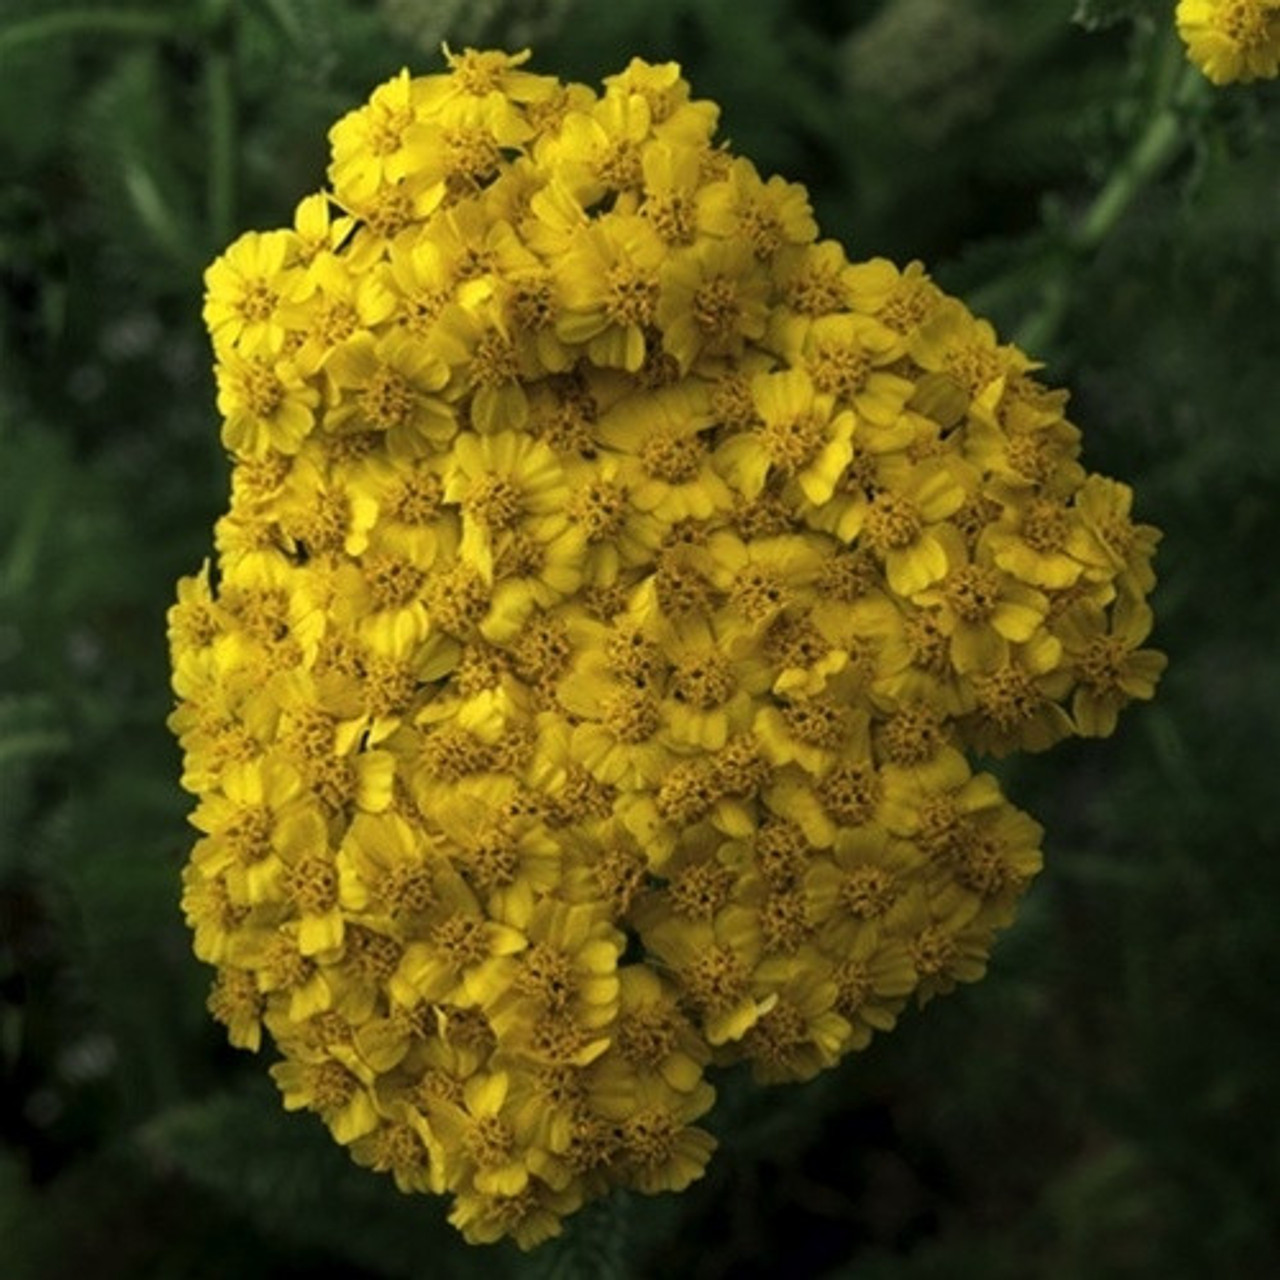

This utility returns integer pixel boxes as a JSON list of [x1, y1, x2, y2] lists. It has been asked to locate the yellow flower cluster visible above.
[[169, 49, 1166, 1247], [1177, 0, 1280, 83]]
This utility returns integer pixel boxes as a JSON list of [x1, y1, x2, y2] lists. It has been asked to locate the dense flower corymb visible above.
[[1176, 0, 1280, 83], [169, 47, 1166, 1247]]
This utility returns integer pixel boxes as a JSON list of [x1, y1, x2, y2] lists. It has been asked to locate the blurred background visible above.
[[1, 0, 1278, 1276]]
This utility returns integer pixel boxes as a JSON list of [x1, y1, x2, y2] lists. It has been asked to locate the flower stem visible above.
[[1073, 39, 1201, 255], [1013, 33, 1207, 354], [205, 0, 238, 250], [0, 9, 181, 52]]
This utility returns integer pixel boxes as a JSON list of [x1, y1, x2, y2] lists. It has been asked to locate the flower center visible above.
[[363, 186, 414, 240], [781, 695, 847, 748], [818, 760, 882, 826], [243, 360, 285, 418], [367, 105, 412, 156], [755, 819, 810, 889], [1076, 636, 1129, 695], [743, 998, 808, 1064], [465, 1114, 515, 1168], [815, 551, 878, 602], [945, 565, 1001, 623], [692, 277, 742, 341], [839, 866, 898, 919], [832, 959, 871, 1016], [569, 479, 627, 540], [605, 263, 659, 327], [605, 628, 662, 686], [597, 139, 642, 191], [309, 1061, 359, 1110], [601, 687, 661, 743], [465, 473, 523, 529], [954, 836, 1012, 897], [510, 278, 556, 331], [785, 263, 845, 316], [616, 1005, 679, 1068], [1222, 1, 1278, 47], [670, 648, 736, 708], [655, 759, 720, 824], [380, 862, 436, 916], [622, 1107, 679, 1168], [286, 856, 338, 914], [917, 796, 967, 863], [430, 914, 490, 972], [238, 280, 277, 323], [640, 429, 704, 483], [809, 342, 871, 398], [441, 127, 501, 183], [589, 844, 647, 915], [388, 469, 443, 524], [363, 552, 426, 610], [684, 944, 749, 1014], [1004, 432, 1051, 483], [759, 410, 828, 473], [207, 970, 263, 1031], [759, 889, 810, 952], [1022, 499, 1069, 554], [345, 924, 404, 982], [360, 365, 416, 431], [731, 564, 790, 624], [711, 370, 760, 429], [471, 329, 519, 387], [644, 193, 695, 245], [226, 803, 273, 865], [909, 925, 958, 978], [467, 824, 521, 891], [972, 664, 1045, 731], [450, 49, 508, 95], [667, 861, 735, 919], [401, 288, 450, 336], [427, 564, 490, 636], [878, 704, 948, 765], [944, 343, 1004, 396], [655, 551, 713, 618], [738, 203, 784, 259], [862, 493, 922, 553], [879, 277, 935, 334]]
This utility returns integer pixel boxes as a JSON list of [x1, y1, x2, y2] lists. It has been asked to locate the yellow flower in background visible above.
[[1177, 0, 1280, 84], [169, 48, 1165, 1247]]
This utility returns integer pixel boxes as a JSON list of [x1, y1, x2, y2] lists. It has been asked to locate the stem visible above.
[[0, 9, 181, 52], [1072, 54, 1199, 254], [1012, 35, 1207, 353], [205, 0, 238, 249]]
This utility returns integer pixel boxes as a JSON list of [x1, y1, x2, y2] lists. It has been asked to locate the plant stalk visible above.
[[0, 9, 180, 52], [1012, 34, 1207, 353], [205, 0, 238, 250]]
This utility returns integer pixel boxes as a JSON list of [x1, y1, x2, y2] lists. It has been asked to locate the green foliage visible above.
[[141, 1084, 494, 1279], [2, 0, 1278, 1276], [529, 1191, 633, 1280], [1073, 0, 1172, 32]]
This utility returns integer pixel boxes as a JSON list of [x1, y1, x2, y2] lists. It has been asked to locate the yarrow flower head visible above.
[[170, 48, 1166, 1248], [1176, 0, 1280, 84]]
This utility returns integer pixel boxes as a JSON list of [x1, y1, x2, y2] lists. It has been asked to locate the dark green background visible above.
[[2, 1, 1277, 1276]]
